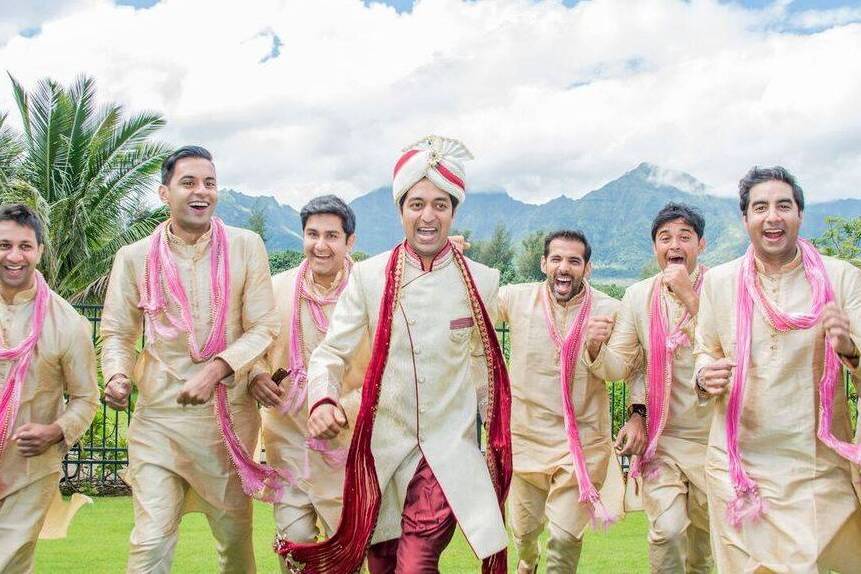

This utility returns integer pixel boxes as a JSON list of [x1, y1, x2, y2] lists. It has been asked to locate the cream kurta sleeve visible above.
[[307, 264, 371, 409], [497, 284, 511, 324], [215, 234, 279, 380], [100, 245, 142, 384], [692, 272, 725, 376], [56, 315, 100, 448], [838, 264, 861, 377], [587, 287, 642, 382]]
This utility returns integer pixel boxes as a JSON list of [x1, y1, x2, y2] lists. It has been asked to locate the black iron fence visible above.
[[61, 306, 857, 494]]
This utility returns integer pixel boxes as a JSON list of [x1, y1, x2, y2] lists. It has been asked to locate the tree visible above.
[[246, 203, 268, 244], [814, 216, 861, 268], [0, 74, 170, 301], [470, 223, 516, 284], [269, 250, 304, 274], [515, 230, 547, 283]]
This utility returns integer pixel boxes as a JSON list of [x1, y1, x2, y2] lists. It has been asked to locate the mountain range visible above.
[[215, 162, 861, 280]]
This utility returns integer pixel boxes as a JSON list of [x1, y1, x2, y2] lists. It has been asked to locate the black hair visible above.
[[651, 202, 706, 241], [0, 204, 44, 245], [738, 166, 805, 214], [300, 195, 357, 237], [161, 145, 213, 185], [543, 229, 591, 263]]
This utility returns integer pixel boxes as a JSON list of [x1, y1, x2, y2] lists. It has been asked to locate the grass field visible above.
[[34, 496, 650, 573]]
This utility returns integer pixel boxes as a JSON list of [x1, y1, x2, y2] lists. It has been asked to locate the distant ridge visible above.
[[215, 163, 861, 280]]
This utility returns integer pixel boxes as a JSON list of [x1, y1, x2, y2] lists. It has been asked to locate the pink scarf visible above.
[[726, 238, 861, 528], [283, 258, 352, 469], [0, 272, 49, 460], [139, 218, 291, 501], [541, 282, 615, 528], [632, 266, 705, 480]]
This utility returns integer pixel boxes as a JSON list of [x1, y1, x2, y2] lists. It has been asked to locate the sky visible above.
[[0, 0, 859, 208]]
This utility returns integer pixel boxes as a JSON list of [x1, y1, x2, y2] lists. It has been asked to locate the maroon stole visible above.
[[276, 241, 512, 574]]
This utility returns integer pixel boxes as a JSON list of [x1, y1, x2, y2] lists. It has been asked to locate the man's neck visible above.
[[311, 269, 338, 290], [169, 220, 211, 245], [755, 245, 798, 275], [0, 277, 35, 305]]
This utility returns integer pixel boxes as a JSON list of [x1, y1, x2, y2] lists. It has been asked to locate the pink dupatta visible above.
[[0, 272, 49, 460], [283, 257, 351, 468], [725, 238, 861, 528], [632, 266, 705, 479], [138, 218, 291, 501], [541, 282, 615, 528]]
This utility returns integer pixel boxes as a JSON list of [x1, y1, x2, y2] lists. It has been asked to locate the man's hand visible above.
[[249, 373, 284, 408], [614, 413, 646, 456], [177, 358, 232, 406], [104, 376, 132, 410], [697, 358, 736, 397], [662, 263, 698, 315], [308, 403, 349, 439], [586, 316, 614, 360], [12, 422, 63, 457], [822, 302, 857, 361], [449, 235, 471, 253]]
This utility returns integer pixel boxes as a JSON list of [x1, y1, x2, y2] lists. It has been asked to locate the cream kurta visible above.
[[588, 272, 712, 573], [259, 265, 368, 537], [307, 248, 507, 559], [0, 284, 99, 572], [101, 224, 278, 572], [694, 252, 861, 573], [498, 283, 626, 534]]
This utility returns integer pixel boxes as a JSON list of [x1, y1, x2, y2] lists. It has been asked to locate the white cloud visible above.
[[0, 0, 859, 208]]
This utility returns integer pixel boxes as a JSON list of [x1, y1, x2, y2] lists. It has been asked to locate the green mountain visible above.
[[215, 163, 861, 280]]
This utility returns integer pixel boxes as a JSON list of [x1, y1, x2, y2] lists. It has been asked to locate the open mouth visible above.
[[763, 229, 785, 242], [667, 255, 686, 265], [2, 264, 26, 278], [416, 226, 438, 241], [554, 275, 573, 294], [188, 201, 210, 214]]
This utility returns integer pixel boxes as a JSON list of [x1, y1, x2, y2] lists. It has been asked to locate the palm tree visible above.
[[0, 74, 170, 301]]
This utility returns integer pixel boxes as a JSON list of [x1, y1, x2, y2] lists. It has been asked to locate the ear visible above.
[[346, 233, 357, 251], [698, 237, 706, 253], [585, 261, 593, 280], [158, 184, 169, 205], [34, 243, 45, 266], [540, 256, 547, 275]]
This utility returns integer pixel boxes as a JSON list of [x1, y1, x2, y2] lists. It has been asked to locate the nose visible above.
[[314, 236, 327, 251], [420, 204, 436, 223], [765, 205, 782, 223], [6, 247, 24, 262]]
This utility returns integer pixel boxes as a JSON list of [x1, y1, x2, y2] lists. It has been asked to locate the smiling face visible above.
[[303, 213, 355, 284], [400, 179, 454, 260], [158, 156, 218, 238], [653, 217, 705, 273], [541, 238, 590, 303], [0, 221, 43, 296], [743, 179, 802, 266]]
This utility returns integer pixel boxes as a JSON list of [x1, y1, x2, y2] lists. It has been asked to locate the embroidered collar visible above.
[[403, 240, 453, 271]]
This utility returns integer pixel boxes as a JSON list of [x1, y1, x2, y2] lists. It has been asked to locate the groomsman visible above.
[[0, 204, 99, 573], [694, 166, 861, 572], [102, 146, 279, 573]]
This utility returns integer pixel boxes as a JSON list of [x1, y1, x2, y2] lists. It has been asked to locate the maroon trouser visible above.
[[367, 458, 457, 574]]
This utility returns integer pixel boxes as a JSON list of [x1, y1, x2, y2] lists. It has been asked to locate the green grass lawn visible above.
[[34, 497, 649, 573]]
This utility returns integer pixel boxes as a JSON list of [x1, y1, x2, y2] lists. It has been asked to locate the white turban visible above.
[[392, 135, 474, 206]]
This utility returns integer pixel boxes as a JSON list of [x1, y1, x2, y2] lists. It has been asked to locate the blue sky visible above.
[[2, 0, 860, 205], [114, 0, 861, 12]]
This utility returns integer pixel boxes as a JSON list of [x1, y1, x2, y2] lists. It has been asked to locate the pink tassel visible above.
[[307, 436, 349, 468], [726, 485, 766, 529]]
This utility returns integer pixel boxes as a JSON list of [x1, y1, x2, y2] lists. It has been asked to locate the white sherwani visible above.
[[694, 252, 861, 573], [101, 224, 279, 574], [307, 248, 508, 559], [0, 285, 99, 573], [257, 266, 368, 545], [587, 272, 712, 573]]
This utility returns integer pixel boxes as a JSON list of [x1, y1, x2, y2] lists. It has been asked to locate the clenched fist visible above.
[[696, 358, 736, 397], [586, 315, 614, 360], [308, 403, 349, 439], [104, 376, 132, 410]]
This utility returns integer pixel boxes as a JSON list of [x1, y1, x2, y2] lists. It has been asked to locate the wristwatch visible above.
[[628, 403, 647, 420]]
